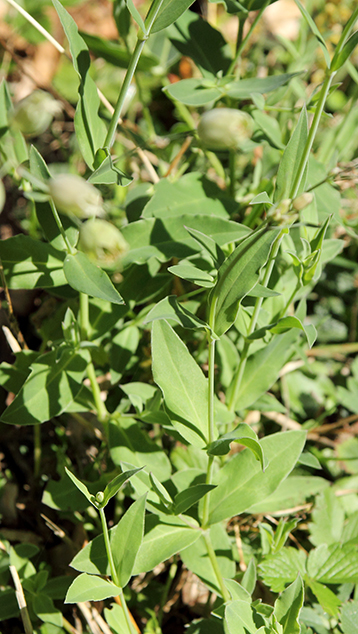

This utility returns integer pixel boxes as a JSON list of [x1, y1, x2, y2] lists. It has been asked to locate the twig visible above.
[[165, 136, 193, 177], [77, 603, 102, 634]]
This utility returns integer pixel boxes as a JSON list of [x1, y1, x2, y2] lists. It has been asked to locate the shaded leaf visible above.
[[64, 251, 124, 304], [65, 574, 120, 603]]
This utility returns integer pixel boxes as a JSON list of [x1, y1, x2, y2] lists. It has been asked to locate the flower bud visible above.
[[96, 491, 105, 504], [48, 174, 104, 219], [197, 108, 254, 151], [292, 192, 314, 211], [78, 218, 129, 268], [11, 90, 62, 138]]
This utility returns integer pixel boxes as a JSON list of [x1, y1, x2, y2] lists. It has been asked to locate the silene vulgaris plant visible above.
[[1, 0, 358, 633]]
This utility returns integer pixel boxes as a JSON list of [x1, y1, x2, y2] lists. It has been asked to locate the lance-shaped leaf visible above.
[[173, 484, 216, 515], [274, 105, 308, 202], [65, 468, 96, 507], [168, 264, 215, 288], [64, 251, 124, 305], [151, 320, 210, 447], [185, 226, 225, 267], [145, 296, 210, 332], [101, 467, 144, 508], [274, 575, 304, 634], [332, 30, 358, 71], [65, 574, 120, 603], [248, 315, 315, 348], [208, 430, 306, 525], [225, 600, 257, 634], [206, 423, 265, 470], [112, 495, 147, 588], [148, 0, 196, 34], [52, 0, 106, 168], [209, 226, 279, 337]]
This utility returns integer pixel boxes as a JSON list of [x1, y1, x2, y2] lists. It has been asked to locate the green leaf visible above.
[[32, 595, 63, 627], [226, 72, 304, 100], [248, 316, 315, 347], [64, 251, 124, 304], [29, 145, 52, 182], [241, 560, 256, 596], [133, 515, 201, 574], [252, 109, 284, 149], [113, 0, 131, 39], [225, 600, 257, 634], [307, 543, 358, 584], [246, 475, 328, 515], [308, 488, 344, 546], [259, 548, 307, 592], [125, 0, 146, 32], [79, 31, 157, 70], [168, 264, 215, 288], [274, 575, 304, 634], [142, 173, 236, 219], [151, 320, 209, 447], [145, 296, 210, 332], [306, 579, 341, 618], [208, 430, 306, 525], [88, 149, 132, 186], [1, 348, 90, 426], [185, 226, 225, 267], [121, 215, 249, 267], [250, 192, 273, 206], [173, 484, 216, 515], [149, 472, 173, 507], [108, 417, 171, 482], [228, 329, 299, 411], [275, 105, 308, 202], [168, 10, 231, 76], [209, 226, 279, 336], [293, 0, 331, 68], [112, 495, 146, 587], [52, 0, 106, 168], [340, 600, 358, 634], [0, 235, 66, 289], [149, 0, 196, 33], [163, 78, 223, 106], [101, 467, 144, 508], [64, 467, 95, 507], [206, 423, 265, 470], [65, 573, 120, 603]]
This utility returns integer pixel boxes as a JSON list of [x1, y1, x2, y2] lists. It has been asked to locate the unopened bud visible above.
[[78, 218, 129, 267], [11, 90, 62, 138], [96, 491, 104, 504], [48, 174, 104, 219], [292, 192, 314, 211], [197, 108, 254, 151]]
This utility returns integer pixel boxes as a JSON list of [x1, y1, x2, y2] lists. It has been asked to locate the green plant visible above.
[[1, 0, 358, 633]]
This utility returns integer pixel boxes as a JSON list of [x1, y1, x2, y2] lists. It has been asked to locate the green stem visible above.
[[79, 293, 108, 423], [228, 150, 237, 198], [227, 230, 284, 412], [201, 333, 216, 528], [119, 588, 137, 634], [226, 1, 271, 77], [104, 0, 166, 150], [49, 199, 76, 254], [289, 71, 335, 200], [202, 531, 231, 603], [99, 506, 120, 585]]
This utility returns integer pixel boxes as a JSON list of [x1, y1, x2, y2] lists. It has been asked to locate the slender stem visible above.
[[228, 150, 236, 198], [104, 0, 166, 150], [119, 588, 137, 634], [227, 231, 284, 412], [201, 333, 216, 528], [9, 565, 33, 634], [226, 1, 271, 77], [104, 38, 147, 149], [202, 531, 231, 602], [49, 199, 76, 255], [4, 0, 65, 53], [289, 72, 335, 200], [79, 292, 109, 423], [99, 507, 120, 586]]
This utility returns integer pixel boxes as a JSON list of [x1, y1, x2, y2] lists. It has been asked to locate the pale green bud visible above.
[[11, 90, 62, 138], [48, 174, 104, 219], [292, 192, 314, 211], [78, 218, 129, 268], [197, 108, 254, 151], [96, 491, 105, 504]]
